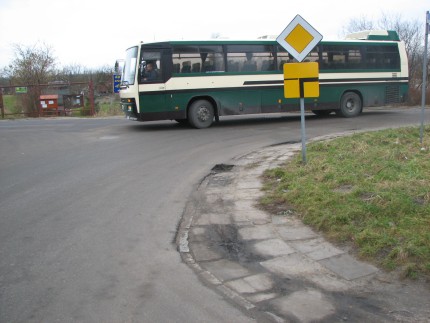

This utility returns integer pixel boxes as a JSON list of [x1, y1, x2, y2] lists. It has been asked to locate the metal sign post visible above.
[[299, 98, 307, 162], [0, 90, 4, 119], [420, 11, 429, 145], [283, 62, 319, 164], [277, 15, 322, 164]]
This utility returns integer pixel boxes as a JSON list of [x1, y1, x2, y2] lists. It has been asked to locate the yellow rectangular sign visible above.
[[283, 62, 319, 98]]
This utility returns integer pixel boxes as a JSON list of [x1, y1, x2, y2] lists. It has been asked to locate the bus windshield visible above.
[[122, 46, 138, 86]]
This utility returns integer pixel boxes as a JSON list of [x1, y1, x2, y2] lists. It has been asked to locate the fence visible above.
[[0, 81, 96, 119]]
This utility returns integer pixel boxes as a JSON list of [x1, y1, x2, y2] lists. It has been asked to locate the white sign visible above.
[[276, 15, 323, 62]]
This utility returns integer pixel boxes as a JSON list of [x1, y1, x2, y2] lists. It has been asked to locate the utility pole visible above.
[[0, 89, 4, 119], [420, 11, 429, 145], [89, 80, 95, 116]]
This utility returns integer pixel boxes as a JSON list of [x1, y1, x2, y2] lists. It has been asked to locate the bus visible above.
[[119, 30, 408, 128]]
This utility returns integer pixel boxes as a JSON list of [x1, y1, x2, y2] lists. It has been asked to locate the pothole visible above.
[[211, 164, 234, 173]]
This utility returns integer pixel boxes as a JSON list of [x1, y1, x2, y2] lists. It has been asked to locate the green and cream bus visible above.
[[119, 30, 408, 128]]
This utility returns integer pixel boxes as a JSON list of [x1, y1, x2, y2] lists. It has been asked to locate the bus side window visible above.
[[242, 52, 256, 72], [242, 61, 257, 71], [261, 60, 274, 71], [202, 61, 214, 72], [228, 60, 239, 72], [226, 52, 245, 72], [139, 49, 162, 83], [181, 61, 191, 73], [140, 60, 161, 82], [192, 63, 201, 72]]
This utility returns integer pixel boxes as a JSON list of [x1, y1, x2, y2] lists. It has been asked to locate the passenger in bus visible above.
[[142, 63, 158, 81], [242, 53, 257, 71]]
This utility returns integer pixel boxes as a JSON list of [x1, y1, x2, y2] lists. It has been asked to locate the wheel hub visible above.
[[197, 107, 210, 121]]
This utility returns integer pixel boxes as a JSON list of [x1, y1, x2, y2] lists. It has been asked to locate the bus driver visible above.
[[142, 63, 158, 81]]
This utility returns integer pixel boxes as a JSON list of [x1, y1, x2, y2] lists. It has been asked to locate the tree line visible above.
[[0, 43, 114, 92], [343, 13, 428, 103], [0, 43, 115, 115]]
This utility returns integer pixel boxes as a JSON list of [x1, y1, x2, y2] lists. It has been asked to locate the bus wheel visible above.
[[188, 100, 214, 129], [336, 92, 362, 118]]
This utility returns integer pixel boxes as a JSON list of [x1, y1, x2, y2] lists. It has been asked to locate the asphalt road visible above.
[[0, 108, 427, 322]]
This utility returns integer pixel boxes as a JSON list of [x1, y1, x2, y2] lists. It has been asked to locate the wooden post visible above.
[[89, 80, 95, 116], [0, 89, 4, 119]]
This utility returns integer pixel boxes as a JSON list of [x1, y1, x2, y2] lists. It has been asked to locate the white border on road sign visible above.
[[276, 14, 323, 62]]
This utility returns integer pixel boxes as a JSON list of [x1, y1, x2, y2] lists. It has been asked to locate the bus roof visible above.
[[136, 30, 401, 48], [345, 30, 400, 41]]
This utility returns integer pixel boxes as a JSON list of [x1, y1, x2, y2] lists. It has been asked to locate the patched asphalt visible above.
[[177, 135, 430, 323]]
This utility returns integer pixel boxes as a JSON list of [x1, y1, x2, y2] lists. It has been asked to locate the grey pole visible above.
[[420, 11, 429, 145], [300, 97, 307, 164]]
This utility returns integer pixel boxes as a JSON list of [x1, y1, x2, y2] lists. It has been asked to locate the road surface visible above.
[[0, 108, 426, 322]]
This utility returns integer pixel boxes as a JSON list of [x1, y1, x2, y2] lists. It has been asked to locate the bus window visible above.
[[122, 46, 138, 85], [276, 46, 294, 69], [227, 44, 275, 72], [173, 45, 224, 73], [345, 47, 363, 68], [366, 44, 400, 69], [304, 47, 319, 63], [139, 50, 162, 83], [173, 46, 199, 74], [199, 45, 224, 72]]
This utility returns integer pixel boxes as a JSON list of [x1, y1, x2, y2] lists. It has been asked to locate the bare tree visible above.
[[91, 65, 115, 94], [343, 14, 425, 103], [343, 13, 422, 58], [3, 42, 57, 114], [379, 13, 423, 87], [57, 64, 86, 84], [5, 42, 57, 85], [342, 15, 375, 35]]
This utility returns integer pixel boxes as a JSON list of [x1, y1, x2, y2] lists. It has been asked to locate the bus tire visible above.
[[336, 92, 362, 118], [188, 100, 214, 129]]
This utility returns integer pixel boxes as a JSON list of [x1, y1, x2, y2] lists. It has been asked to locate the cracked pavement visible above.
[[177, 137, 430, 322]]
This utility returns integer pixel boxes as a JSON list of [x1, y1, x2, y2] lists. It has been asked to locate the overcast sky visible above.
[[0, 0, 427, 69]]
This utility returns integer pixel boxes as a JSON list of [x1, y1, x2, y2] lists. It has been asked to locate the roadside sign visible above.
[[276, 15, 323, 62], [113, 74, 121, 93], [283, 62, 319, 98], [15, 86, 28, 94], [277, 15, 322, 165]]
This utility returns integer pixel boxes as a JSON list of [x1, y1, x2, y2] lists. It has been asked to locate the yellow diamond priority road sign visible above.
[[276, 15, 323, 62]]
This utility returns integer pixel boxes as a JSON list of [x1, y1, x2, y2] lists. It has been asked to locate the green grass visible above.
[[260, 126, 430, 279], [95, 95, 122, 117], [1, 94, 122, 118], [2, 94, 21, 116], [65, 95, 122, 117]]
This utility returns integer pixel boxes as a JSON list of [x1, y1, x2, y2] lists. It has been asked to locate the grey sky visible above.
[[0, 0, 426, 69]]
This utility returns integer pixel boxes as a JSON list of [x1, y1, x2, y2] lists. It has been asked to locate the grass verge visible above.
[[1, 94, 122, 118], [95, 95, 122, 117], [260, 126, 430, 279], [2, 94, 22, 117]]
